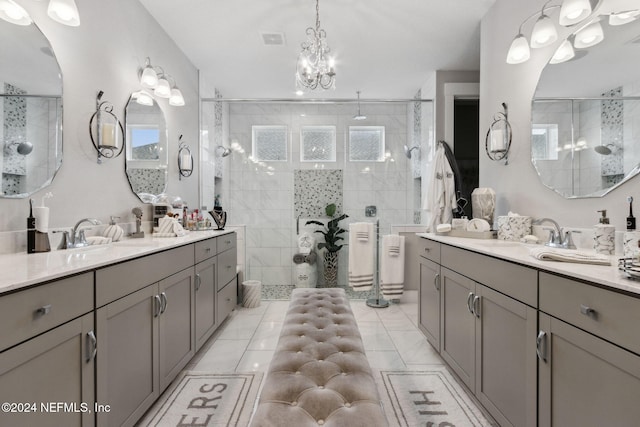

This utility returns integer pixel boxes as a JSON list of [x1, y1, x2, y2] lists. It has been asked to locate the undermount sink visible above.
[[113, 239, 163, 248]]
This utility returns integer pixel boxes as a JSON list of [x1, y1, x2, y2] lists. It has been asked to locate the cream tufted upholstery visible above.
[[251, 288, 387, 427]]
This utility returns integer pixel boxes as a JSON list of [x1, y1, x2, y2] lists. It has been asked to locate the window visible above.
[[300, 126, 336, 162], [348, 126, 385, 162], [252, 125, 288, 161], [531, 124, 559, 160]]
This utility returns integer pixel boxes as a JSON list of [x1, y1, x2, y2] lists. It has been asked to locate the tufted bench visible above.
[[250, 288, 387, 427]]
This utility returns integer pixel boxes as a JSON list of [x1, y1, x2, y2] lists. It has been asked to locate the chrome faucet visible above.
[[57, 218, 101, 249], [533, 218, 578, 249]]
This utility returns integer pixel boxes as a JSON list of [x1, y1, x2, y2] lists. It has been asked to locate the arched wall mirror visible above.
[[125, 93, 168, 202], [531, 9, 640, 198], [0, 19, 63, 197]]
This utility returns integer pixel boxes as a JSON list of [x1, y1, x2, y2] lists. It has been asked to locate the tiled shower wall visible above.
[[214, 101, 431, 287]]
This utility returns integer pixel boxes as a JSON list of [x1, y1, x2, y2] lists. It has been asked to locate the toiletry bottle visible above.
[[103, 216, 124, 242], [627, 196, 636, 231], [27, 199, 36, 254], [594, 210, 615, 255]]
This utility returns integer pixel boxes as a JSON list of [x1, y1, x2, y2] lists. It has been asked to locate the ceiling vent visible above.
[[261, 32, 285, 46]]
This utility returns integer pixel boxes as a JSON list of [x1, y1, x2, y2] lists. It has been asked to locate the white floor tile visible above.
[[358, 321, 397, 351], [236, 350, 275, 373], [365, 350, 407, 370], [247, 321, 283, 350], [191, 339, 249, 372], [388, 330, 443, 365], [217, 313, 264, 340]]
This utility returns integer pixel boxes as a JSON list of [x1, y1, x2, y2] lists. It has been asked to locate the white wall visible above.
[[480, 0, 638, 231], [0, 0, 199, 244]]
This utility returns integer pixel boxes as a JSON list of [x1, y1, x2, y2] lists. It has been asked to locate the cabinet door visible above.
[[418, 257, 440, 351], [158, 268, 195, 390], [440, 267, 475, 390], [0, 313, 95, 427], [96, 285, 159, 427], [538, 313, 640, 427], [194, 257, 216, 351], [475, 285, 537, 427], [217, 277, 237, 325]]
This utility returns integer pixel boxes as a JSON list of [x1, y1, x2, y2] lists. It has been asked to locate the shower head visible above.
[[352, 91, 367, 121], [217, 146, 231, 157], [594, 144, 619, 155], [403, 145, 419, 158], [6, 141, 33, 155]]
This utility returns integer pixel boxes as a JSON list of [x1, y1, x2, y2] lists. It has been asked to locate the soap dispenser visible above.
[[103, 216, 124, 242], [594, 210, 615, 255]]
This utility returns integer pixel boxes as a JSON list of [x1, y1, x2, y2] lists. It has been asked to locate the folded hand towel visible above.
[[381, 235, 405, 298], [529, 247, 611, 265], [86, 236, 112, 245], [348, 222, 375, 291]]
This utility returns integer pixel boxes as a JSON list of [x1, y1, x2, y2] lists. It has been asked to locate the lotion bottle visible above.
[[103, 216, 124, 242], [594, 210, 615, 255]]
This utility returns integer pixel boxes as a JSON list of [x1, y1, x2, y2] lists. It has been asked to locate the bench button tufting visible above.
[[296, 371, 301, 375], [345, 402, 352, 408], [341, 372, 347, 376], [318, 420, 325, 425], [291, 401, 298, 406]]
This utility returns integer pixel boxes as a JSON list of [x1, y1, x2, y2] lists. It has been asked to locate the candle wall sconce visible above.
[[485, 102, 512, 165], [177, 135, 193, 180], [89, 91, 125, 164]]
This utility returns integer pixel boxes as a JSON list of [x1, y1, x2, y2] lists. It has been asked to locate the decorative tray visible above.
[[618, 258, 640, 280], [436, 229, 497, 240]]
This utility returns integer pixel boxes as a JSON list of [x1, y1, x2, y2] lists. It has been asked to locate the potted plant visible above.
[[306, 203, 348, 287]]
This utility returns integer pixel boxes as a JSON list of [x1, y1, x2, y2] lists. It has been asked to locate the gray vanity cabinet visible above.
[[425, 242, 538, 427], [538, 272, 640, 426], [418, 257, 440, 351], [96, 285, 159, 427], [194, 256, 217, 350], [0, 272, 95, 427], [0, 312, 95, 427], [538, 313, 640, 426]]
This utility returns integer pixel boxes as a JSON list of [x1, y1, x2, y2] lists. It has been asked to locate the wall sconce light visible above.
[[89, 91, 124, 164], [47, 0, 80, 27], [177, 135, 193, 180], [132, 90, 154, 106], [0, 0, 32, 25], [485, 103, 512, 165], [139, 57, 185, 106]]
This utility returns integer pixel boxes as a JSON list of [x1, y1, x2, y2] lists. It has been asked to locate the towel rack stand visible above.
[[366, 219, 389, 308]]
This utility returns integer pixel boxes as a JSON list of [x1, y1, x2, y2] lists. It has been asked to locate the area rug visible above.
[[377, 368, 493, 427], [137, 371, 262, 427]]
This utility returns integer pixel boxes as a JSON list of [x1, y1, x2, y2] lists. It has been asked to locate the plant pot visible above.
[[323, 251, 339, 287]]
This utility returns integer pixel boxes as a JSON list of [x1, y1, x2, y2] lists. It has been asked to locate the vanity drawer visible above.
[[217, 247, 237, 291], [217, 277, 237, 325], [441, 245, 537, 307], [217, 232, 236, 254], [96, 244, 193, 307], [418, 238, 440, 263], [0, 272, 93, 352], [195, 238, 217, 263], [540, 272, 640, 354]]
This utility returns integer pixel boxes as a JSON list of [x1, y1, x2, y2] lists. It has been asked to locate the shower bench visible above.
[[250, 288, 387, 427]]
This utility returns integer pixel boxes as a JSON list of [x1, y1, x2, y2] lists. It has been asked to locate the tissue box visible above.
[[497, 216, 532, 241]]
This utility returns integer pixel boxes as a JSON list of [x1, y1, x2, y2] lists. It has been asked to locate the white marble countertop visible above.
[[417, 233, 640, 297], [0, 229, 234, 296]]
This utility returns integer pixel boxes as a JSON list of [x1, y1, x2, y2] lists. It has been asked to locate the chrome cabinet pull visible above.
[[160, 292, 168, 314], [35, 304, 52, 316], [225, 240, 231, 244], [195, 274, 201, 291], [424, 247, 431, 252], [205, 247, 211, 252], [536, 331, 547, 363], [473, 295, 481, 318], [434, 273, 440, 291], [467, 292, 474, 314], [154, 295, 162, 317], [580, 304, 597, 319], [86, 330, 97, 363]]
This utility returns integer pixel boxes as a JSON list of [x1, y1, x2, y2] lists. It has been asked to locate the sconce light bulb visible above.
[[609, 10, 639, 26], [169, 87, 185, 106], [558, 0, 592, 26], [531, 14, 558, 48], [140, 66, 158, 89], [47, 0, 80, 26], [0, 0, 32, 25], [574, 21, 604, 48], [506, 34, 531, 64], [154, 77, 171, 98], [550, 39, 575, 64]]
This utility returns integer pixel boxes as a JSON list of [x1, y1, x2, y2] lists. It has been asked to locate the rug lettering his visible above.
[[137, 372, 262, 427], [378, 369, 493, 427]]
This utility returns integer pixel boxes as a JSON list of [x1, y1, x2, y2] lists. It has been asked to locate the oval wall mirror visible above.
[[531, 10, 640, 198], [0, 19, 63, 197], [125, 92, 168, 202]]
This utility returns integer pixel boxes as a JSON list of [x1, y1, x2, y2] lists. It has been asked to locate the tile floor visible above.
[[186, 294, 444, 374]]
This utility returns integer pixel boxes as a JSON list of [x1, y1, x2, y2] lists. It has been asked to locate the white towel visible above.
[[86, 236, 112, 245], [381, 235, 405, 298], [529, 247, 611, 265], [348, 222, 375, 291]]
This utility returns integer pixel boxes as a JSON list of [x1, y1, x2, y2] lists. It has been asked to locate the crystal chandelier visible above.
[[295, 0, 336, 92]]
